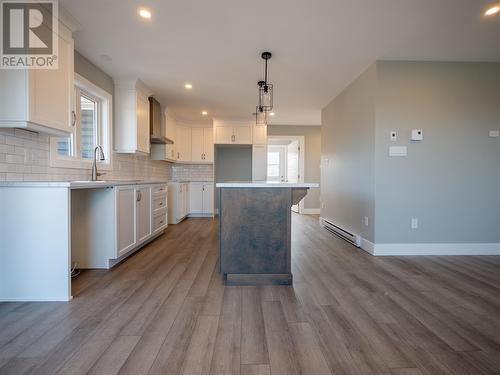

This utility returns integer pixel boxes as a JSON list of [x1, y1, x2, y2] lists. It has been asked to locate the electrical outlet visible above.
[[411, 218, 418, 229], [364, 216, 369, 226], [390, 131, 397, 141]]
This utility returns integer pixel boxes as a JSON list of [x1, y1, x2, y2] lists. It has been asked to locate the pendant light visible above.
[[255, 106, 267, 125], [258, 52, 273, 112]]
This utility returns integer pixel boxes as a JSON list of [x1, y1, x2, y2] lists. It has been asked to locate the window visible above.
[[267, 151, 280, 177], [51, 74, 112, 169]]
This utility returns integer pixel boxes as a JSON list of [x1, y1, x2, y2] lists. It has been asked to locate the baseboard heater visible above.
[[320, 217, 361, 247]]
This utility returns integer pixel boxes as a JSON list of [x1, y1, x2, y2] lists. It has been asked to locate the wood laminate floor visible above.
[[1, 215, 500, 375]]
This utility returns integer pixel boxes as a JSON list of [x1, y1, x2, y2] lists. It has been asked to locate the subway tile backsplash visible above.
[[0, 128, 171, 182], [171, 164, 214, 182], [0, 128, 214, 183]]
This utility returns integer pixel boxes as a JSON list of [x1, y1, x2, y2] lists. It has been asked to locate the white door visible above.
[[202, 183, 214, 215], [189, 183, 204, 214], [191, 128, 204, 162], [136, 187, 151, 243], [116, 187, 137, 257], [233, 125, 252, 144], [267, 146, 287, 182], [203, 128, 214, 162]]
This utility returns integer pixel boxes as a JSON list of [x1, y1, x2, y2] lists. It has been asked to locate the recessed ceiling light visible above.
[[138, 8, 152, 19], [485, 5, 500, 16], [184, 83, 193, 89], [201, 111, 208, 116], [269, 112, 275, 116]]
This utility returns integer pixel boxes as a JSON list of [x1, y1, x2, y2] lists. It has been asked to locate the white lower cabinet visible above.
[[168, 182, 189, 224], [168, 181, 214, 223], [136, 187, 152, 243], [189, 182, 214, 216], [115, 184, 166, 261], [116, 187, 137, 257]]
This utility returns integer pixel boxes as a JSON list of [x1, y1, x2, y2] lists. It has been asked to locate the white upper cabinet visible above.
[[213, 121, 252, 145], [191, 127, 214, 163], [114, 79, 151, 154], [253, 124, 267, 145], [175, 125, 191, 162], [0, 22, 74, 136]]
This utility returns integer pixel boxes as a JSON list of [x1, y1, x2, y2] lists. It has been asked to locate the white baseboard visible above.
[[371, 242, 500, 256], [329, 232, 500, 256], [360, 238, 375, 254], [0, 296, 72, 302], [302, 208, 320, 215]]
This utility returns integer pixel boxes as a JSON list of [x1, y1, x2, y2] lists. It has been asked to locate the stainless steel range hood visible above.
[[149, 97, 173, 144]]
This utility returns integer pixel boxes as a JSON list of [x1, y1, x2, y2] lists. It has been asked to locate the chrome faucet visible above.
[[92, 146, 105, 181]]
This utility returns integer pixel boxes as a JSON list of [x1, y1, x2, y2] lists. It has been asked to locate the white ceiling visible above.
[[60, 0, 500, 126]]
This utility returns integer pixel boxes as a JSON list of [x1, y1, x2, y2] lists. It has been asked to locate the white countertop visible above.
[[0, 180, 168, 189], [216, 181, 319, 188]]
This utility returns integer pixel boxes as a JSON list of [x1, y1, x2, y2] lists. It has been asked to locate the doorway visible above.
[[267, 136, 305, 213]]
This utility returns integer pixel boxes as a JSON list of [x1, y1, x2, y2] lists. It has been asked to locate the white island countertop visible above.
[[216, 181, 319, 188], [0, 180, 168, 189]]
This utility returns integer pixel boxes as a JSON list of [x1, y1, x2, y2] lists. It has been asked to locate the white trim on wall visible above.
[[302, 208, 320, 215], [318, 220, 500, 256], [358, 239, 500, 256], [267, 135, 306, 213]]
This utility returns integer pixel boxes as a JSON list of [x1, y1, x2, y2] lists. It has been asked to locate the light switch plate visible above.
[[489, 130, 499, 138], [389, 146, 407, 157], [411, 218, 418, 229]]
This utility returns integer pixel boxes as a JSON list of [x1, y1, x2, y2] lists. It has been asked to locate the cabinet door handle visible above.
[[71, 111, 76, 126], [136, 191, 141, 202], [177, 152, 180, 159]]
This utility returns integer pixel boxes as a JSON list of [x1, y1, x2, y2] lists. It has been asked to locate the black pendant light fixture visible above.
[[255, 105, 267, 125], [258, 51, 273, 112]]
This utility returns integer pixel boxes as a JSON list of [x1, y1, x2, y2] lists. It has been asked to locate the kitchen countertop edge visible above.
[[0, 180, 169, 189]]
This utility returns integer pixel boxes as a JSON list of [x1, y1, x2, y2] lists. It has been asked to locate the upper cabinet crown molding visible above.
[[0, 21, 74, 137], [114, 78, 152, 154]]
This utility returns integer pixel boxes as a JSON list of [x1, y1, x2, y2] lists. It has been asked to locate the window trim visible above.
[[49, 73, 113, 170]]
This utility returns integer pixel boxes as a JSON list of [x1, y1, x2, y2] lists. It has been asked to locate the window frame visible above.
[[49, 73, 113, 170]]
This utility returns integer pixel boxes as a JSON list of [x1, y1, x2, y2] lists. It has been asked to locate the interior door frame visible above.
[[267, 136, 305, 214]]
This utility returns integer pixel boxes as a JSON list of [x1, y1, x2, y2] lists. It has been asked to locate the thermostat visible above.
[[411, 129, 423, 141]]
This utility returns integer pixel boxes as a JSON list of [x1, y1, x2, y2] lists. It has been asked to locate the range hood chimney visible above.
[[149, 97, 173, 144]]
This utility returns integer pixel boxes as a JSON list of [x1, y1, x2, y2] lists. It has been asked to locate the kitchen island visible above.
[[216, 181, 319, 285]]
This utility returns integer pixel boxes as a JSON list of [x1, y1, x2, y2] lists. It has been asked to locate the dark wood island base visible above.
[[217, 182, 318, 285]]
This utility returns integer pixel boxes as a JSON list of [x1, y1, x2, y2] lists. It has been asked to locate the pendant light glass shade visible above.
[[255, 106, 267, 125], [258, 82, 273, 112]]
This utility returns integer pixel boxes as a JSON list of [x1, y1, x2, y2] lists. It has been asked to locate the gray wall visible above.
[[321, 66, 376, 241], [268, 125, 321, 210], [214, 146, 252, 182], [375, 61, 500, 243], [321, 61, 500, 245]]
